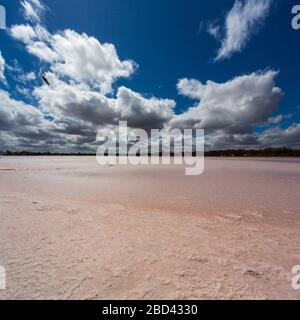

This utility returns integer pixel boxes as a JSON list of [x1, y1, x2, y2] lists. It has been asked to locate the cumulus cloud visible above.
[[116, 86, 175, 130], [11, 25, 136, 94], [210, 0, 272, 61], [0, 77, 175, 151], [6, 13, 177, 151], [205, 131, 259, 150], [0, 90, 58, 152], [10, 24, 47, 43], [0, 88, 102, 152], [34, 74, 118, 126], [0, 89, 45, 131], [33, 72, 175, 130], [204, 124, 300, 150], [51, 30, 136, 94], [21, 0, 46, 24], [258, 124, 300, 148], [3, 1, 299, 152], [173, 70, 283, 135], [174, 70, 300, 149]]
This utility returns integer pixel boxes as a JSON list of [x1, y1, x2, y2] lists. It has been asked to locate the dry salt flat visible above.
[[0, 156, 300, 300]]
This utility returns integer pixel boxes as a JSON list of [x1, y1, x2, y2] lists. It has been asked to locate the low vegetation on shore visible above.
[[1, 148, 300, 157]]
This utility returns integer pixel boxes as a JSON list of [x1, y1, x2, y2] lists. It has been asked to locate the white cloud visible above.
[[28, 40, 60, 62], [205, 131, 259, 149], [173, 70, 283, 134], [0, 89, 47, 131], [268, 115, 283, 125], [207, 22, 221, 41], [21, 0, 46, 24], [23, 71, 36, 81], [4, 0, 299, 151], [10, 24, 59, 62], [116, 86, 175, 130], [33, 74, 118, 125], [10, 24, 49, 43], [204, 123, 300, 150], [33, 72, 175, 130], [259, 124, 300, 148], [51, 30, 137, 94], [211, 0, 272, 61], [18, 71, 36, 84], [173, 70, 300, 149], [0, 87, 101, 152], [0, 51, 5, 82], [8, 18, 174, 150], [11, 25, 137, 94]]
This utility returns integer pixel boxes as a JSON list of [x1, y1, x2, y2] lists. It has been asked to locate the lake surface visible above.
[[0, 157, 300, 299]]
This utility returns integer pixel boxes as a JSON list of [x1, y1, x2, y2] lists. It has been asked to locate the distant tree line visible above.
[[204, 148, 300, 157], [1, 148, 300, 157], [0, 151, 95, 156]]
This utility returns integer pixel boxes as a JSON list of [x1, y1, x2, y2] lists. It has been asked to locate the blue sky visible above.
[[0, 0, 300, 151]]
